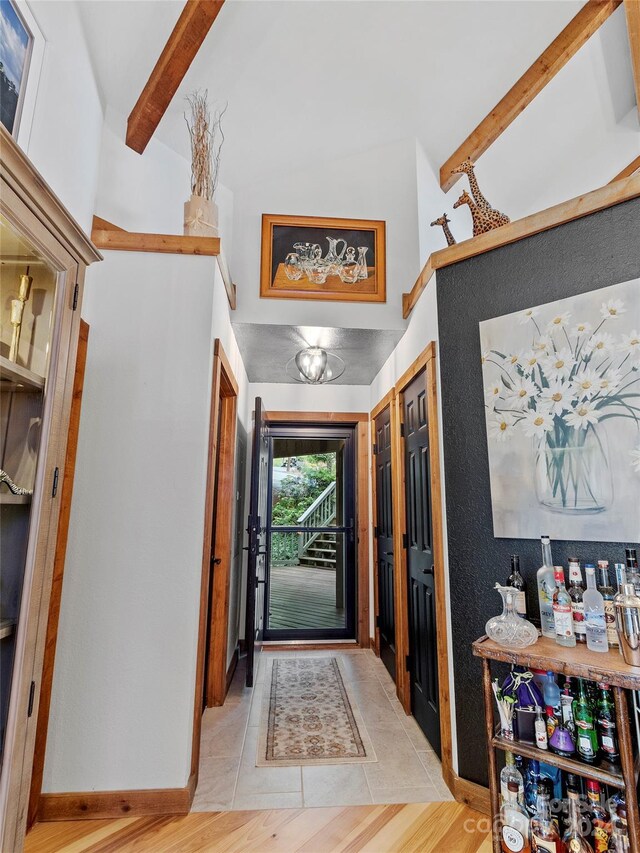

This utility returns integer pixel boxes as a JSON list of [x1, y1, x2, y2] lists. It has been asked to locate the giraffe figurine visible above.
[[452, 159, 510, 229], [453, 190, 494, 237], [430, 213, 456, 246]]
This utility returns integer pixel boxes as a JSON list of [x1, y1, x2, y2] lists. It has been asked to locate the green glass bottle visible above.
[[595, 682, 620, 767], [573, 678, 599, 765]]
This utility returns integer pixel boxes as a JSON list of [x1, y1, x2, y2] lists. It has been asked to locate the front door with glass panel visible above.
[[265, 425, 356, 640]]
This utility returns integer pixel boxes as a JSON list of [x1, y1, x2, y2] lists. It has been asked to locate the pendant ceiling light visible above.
[[286, 346, 345, 384]]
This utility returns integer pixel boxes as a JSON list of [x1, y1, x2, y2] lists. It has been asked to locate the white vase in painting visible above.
[[534, 427, 613, 514]]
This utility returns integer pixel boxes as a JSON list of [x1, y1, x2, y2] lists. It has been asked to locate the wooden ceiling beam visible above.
[[625, 0, 640, 118], [126, 0, 225, 154], [439, 0, 622, 192]]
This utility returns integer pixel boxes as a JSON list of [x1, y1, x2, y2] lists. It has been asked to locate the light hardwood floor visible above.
[[25, 801, 492, 852]]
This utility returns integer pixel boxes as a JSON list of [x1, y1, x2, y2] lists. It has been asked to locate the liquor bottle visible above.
[[538, 535, 556, 638], [560, 679, 576, 736], [595, 683, 619, 767], [585, 780, 610, 853], [625, 547, 640, 595], [562, 785, 595, 852], [583, 565, 609, 653], [530, 777, 563, 852], [507, 555, 527, 615], [524, 758, 542, 817], [609, 796, 630, 853], [568, 558, 587, 644], [573, 678, 599, 765], [596, 561, 618, 649], [500, 751, 524, 805], [543, 671, 561, 709], [501, 779, 531, 852], [534, 706, 548, 751], [549, 716, 576, 757], [613, 563, 627, 591], [553, 567, 576, 647]]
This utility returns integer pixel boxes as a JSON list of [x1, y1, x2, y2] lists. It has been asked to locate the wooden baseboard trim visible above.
[[38, 785, 191, 821], [443, 766, 490, 816], [226, 646, 239, 692]]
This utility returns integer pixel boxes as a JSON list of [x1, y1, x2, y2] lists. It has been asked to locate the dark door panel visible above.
[[245, 397, 269, 687], [374, 405, 395, 680], [403, 371, 440, 756]]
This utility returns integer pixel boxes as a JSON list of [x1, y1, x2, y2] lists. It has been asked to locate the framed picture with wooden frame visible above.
[[260, 213, 386, 303]]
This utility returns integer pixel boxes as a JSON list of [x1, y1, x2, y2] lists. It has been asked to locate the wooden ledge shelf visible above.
[[473, 633, 640, 690], [91, 217, 220, 257], [91, 217, 236, 309], [403, 172, 640, 319]]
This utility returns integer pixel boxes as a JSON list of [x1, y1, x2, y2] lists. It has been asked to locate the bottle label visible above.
[[535, 721, 548, 749], [601, 734, 614, 751], [569, 563, 582, 583], [531, 833, 559, 853], [502, 825, 525, 852], [585, 612, 607, 646], [593, 824, 610, 853], [578, 734, 595, 757], [514, 591, 526, 615], [553, 606, 573, 637], [571, 602, 586, 635], [604, 601, 618, 646], [568, 840, 583, 853]]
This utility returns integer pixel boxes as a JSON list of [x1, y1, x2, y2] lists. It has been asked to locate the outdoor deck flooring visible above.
[[268, 564, 344, 630]]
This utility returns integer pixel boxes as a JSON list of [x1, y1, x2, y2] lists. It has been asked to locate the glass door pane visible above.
[[266, 431, 355, 639], [0, 213, 58, 768]]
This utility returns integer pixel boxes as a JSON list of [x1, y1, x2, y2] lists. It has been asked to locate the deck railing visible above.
[[297, 481, 336, 557], [270, 481, 337, 567]]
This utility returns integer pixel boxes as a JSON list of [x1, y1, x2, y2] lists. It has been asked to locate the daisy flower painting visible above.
[[479, 278, 640, 541]]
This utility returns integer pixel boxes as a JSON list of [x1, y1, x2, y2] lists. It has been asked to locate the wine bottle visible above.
[[507, 555, 527, 616], [595, 682, 620, 767], [573, 678, 599, 765]]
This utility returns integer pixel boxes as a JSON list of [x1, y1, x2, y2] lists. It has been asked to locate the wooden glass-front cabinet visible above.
[[0, 126, 100, 850]]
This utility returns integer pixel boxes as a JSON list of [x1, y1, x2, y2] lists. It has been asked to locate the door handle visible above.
[[256, 578, 266, 585], [211, 556, 222, 565], [422, 565, 434, 575]]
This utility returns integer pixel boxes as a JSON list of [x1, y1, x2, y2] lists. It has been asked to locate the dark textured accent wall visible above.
[[436, 198, 640, 786]]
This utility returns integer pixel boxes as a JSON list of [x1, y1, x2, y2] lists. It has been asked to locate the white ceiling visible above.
[[76, 0, 637, 195]]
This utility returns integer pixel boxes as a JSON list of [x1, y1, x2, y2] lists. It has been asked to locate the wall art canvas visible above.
[[0, 0, 32, 136], [479, 278, 640, 542], [260, 214, 386, 303]]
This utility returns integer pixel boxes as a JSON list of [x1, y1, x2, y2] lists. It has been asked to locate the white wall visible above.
[[43, 110, 249, 792], [25, 1, 104, 233], [250, 382, 370, 415], [232, 137, 420, 331]]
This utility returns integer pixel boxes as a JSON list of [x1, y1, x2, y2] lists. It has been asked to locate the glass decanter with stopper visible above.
[[486, 585, 538, 649], [530, 777, 563, 852]]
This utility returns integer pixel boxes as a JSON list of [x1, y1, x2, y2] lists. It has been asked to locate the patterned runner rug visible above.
[[256, 657, 377, 767]]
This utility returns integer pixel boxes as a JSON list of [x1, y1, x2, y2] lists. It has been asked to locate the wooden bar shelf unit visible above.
[[472, 634, 640, 853]]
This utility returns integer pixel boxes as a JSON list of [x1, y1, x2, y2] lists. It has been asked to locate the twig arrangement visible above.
[[184, 90, 227, 200]]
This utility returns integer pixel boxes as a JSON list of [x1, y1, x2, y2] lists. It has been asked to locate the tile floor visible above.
[[192, 648, 454, 812]]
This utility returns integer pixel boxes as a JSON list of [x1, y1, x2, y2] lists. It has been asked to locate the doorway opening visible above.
[[265, 425, 357, 641]]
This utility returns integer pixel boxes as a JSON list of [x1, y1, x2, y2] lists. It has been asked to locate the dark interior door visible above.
[[245, 397, 269, 687], [374, 406, 395, 681], [403, 371, 441, 756]]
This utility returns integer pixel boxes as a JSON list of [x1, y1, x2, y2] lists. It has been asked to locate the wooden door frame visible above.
[[266, 412, 370, 647], [370, 389, 397, 658], [391, 343, 453, 782], [190, 340, 238, 792], [27, 320, 90, 828]]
